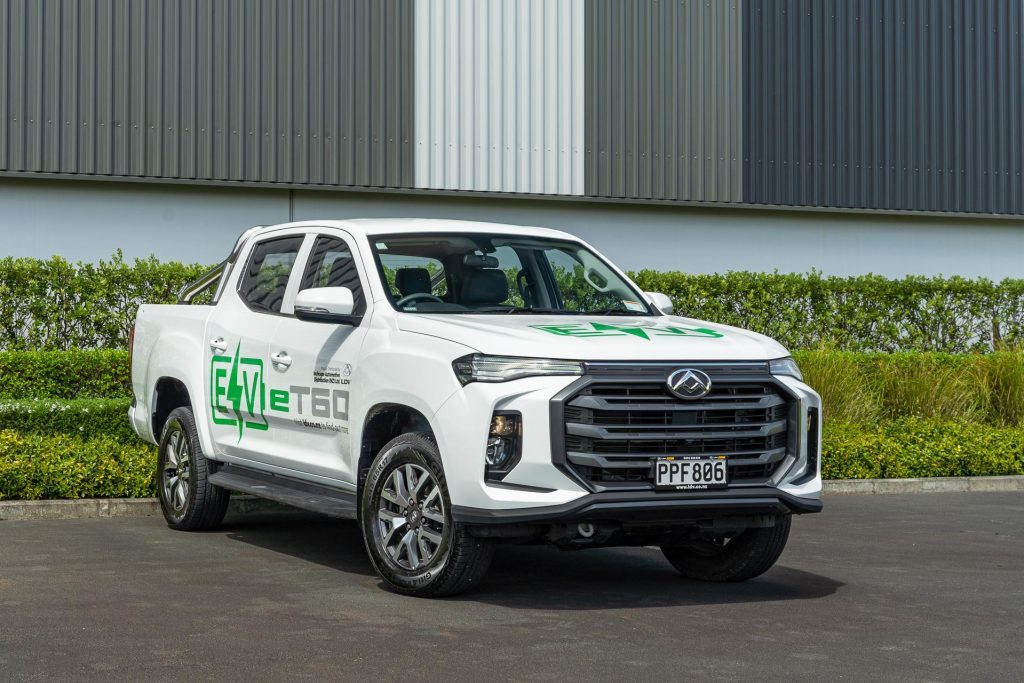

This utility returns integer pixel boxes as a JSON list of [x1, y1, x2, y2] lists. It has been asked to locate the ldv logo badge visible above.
[[666, 368, 712, 400]]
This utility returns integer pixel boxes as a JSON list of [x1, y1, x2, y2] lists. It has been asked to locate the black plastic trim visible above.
[[452, 487, 822, 525], [483, 480, 556, 493], [208, 465, 358, 519]]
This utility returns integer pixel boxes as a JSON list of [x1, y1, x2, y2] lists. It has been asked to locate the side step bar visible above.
[[208, 465, 359, 520]]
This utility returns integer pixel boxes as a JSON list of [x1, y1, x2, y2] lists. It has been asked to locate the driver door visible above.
[[264, 231, 371, 485]]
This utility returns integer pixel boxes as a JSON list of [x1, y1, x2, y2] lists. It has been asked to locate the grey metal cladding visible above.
[[585, 0, 743, 203], [744, 0, 1024, 215], [0, 0, 413, 188]]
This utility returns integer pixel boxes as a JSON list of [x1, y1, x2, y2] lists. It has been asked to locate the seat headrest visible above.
[[395, 268, 432, 297], [461, 269, 509, 306]]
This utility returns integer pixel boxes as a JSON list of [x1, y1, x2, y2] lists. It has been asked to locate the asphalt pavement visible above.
[[1, 492, 1022, 682]]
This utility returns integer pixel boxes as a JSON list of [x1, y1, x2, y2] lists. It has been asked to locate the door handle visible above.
[[271, 351, 292, 369], [210, 337, 228, 353]]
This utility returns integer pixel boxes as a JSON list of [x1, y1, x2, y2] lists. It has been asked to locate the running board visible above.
[[209, 465, 358, 519]]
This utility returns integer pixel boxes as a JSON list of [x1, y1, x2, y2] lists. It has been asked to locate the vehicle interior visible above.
[[371, 233, 653, 315]]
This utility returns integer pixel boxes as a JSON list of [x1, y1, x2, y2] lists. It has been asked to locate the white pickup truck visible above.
[[130, 219, 822, 597]]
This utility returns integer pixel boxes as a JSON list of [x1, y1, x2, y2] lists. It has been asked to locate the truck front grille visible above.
[[557, 373, 793, 491]]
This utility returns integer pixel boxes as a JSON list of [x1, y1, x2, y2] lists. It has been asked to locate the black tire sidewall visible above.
[[157, 409, 198, 527], [157, 406, 228, 531], [361, 433, 456, 592]]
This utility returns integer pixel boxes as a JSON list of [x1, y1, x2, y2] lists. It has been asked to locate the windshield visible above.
[[369, 232, 655, 316]]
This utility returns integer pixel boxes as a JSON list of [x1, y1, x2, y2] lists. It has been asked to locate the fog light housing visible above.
[[485, 411, 521, 480]]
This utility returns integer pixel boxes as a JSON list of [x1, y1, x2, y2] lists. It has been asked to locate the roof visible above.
[[252, 218, 576, 240]]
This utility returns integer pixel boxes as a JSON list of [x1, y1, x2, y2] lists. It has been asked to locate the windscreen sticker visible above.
[[211, 344, 350, 441], [530, 322, 724, 341], [622, 300, 647, 313]]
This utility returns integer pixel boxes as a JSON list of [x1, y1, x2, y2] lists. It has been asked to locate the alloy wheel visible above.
[[161, 425, 192, 518], [375, 463, 446, 571]]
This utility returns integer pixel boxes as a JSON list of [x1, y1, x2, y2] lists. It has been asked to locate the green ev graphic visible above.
[[531, 321, 724, 340], [210, 343, 269, 441]]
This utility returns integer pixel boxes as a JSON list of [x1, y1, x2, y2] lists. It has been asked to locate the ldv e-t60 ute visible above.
[[130, 219, 822, 597]]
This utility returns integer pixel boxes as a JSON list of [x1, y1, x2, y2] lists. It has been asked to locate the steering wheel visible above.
[[395, 292, 445, 308]]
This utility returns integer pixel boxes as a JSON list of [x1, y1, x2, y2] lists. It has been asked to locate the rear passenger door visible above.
[[205, 233, 305, 463], [264, 231, 371, 486]]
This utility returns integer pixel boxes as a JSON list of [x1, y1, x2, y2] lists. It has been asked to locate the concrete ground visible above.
[[0, 492, 1021, 682]]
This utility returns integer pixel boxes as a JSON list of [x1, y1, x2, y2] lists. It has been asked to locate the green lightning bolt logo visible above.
[[210, 342, 269, 441]]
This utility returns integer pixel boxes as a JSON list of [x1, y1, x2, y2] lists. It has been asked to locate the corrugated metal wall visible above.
[[744, 0, 1024, 214], [0, 0, 413, 188], [1, 0, 1022, 216], [585, 0, 743, 203], [413, 0, 584, 195]]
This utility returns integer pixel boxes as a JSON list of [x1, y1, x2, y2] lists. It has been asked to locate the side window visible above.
[[237, 236, 304, 314], [299, 235, 367, 315]]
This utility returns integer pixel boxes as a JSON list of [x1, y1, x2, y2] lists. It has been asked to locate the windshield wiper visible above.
[[472, 306, 576, 315], [585, 308, 652, 316]]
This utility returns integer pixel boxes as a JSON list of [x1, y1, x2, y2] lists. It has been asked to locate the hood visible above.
[[395, 313, 789, 362]]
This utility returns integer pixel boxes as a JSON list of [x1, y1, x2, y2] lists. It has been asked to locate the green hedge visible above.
[[0, 430, 155, 500], [0, 251, 208, 350], [3, 252, 1024, 352], [1, 419, 1020, 500], [0, 350, 130, 399], [823, 418, 1024, 479], [632, 270, 1024, 352], [0, 398, 135, 441]]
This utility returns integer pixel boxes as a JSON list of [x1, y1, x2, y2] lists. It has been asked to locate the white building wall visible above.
[[1, 178, 1023, 280]]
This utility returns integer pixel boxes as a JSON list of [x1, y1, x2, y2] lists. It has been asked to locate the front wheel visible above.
[[360, 432, 494, 597], [661, 515, 792, 582]]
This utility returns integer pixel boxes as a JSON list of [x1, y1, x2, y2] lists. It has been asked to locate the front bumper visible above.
[[452, 486, 822, 525], [432, 367, 823, 516]]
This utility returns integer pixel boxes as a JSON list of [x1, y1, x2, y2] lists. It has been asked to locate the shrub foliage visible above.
[[0, 430, 155, 500], [0, 251, 208, 350], [0, 398, 135, 441], [823, 419, 1024, 479], [632, 269, 1024, 352], [0, 350, 130, 399], [1, 252, 1023, 352]]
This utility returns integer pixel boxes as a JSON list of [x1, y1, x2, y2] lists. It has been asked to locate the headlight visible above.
[[769, 356, 803, 381], [452, 354, 584, 385]]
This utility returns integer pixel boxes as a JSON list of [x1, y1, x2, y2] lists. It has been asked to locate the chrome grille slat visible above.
[[568, 395, 786, 411], [567, 422, 787, 440]]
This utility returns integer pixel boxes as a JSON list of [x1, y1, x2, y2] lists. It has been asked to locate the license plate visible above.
[[654, 456, 728, 490]]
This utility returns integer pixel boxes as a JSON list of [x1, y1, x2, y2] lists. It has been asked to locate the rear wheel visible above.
[[157, 406, 230, 531], [361, 432, 494, 597], [661, 515, 791, 582]]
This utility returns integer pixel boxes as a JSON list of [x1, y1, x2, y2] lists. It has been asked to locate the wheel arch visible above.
[[151, 376, 194, 442], [358, 403, 435, 491]]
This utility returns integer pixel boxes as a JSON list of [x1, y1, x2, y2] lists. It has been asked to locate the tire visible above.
[[157, 406, 230, 531], [661, 515, 792, 582], [360, 432, 494, 598]]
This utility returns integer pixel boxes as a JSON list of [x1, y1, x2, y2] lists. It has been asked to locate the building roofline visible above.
[[1, 170, 1022, 224]]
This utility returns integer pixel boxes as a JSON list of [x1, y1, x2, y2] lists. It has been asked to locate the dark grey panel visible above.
[[744, 0, 1024, 215], [585, 0, 743, 203], [0, 0, 413, 188]]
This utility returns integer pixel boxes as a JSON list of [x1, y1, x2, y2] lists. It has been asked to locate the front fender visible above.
[[349, 327, 473, 474]]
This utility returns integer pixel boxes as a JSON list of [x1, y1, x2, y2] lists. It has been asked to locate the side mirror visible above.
[[646, 292, 674, 315], [294, 287, 362, 325]]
